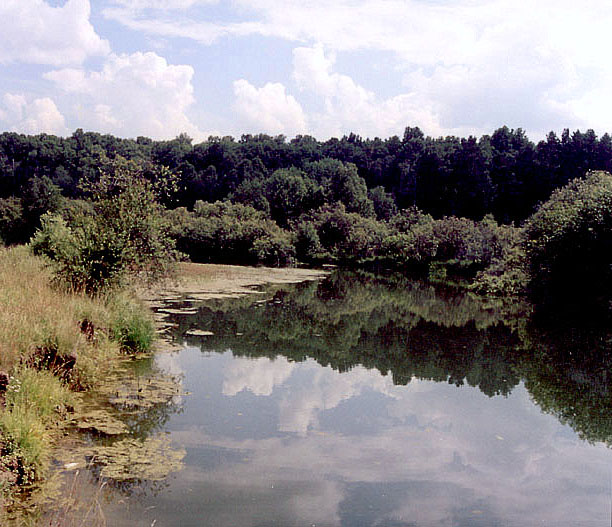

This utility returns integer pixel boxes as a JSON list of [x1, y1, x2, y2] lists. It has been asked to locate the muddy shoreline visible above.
[[143, 262, 329, 303]]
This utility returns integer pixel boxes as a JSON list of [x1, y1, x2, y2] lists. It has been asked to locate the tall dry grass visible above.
[[0, 246, 116, 375], [0, 245, 155, 497]]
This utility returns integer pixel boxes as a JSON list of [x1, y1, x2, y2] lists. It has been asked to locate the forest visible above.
[[1, 125, 612, 311]]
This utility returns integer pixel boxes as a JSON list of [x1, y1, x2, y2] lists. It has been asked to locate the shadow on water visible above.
[[164, 270, 612, 445]]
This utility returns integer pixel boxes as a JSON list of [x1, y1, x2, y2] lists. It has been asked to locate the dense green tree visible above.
[[368, 186, 397, 221], [523, 170, 612, 310], [305, 159, 374, 216], [0, 197, 25, 245], [265, 168, 323, 226]]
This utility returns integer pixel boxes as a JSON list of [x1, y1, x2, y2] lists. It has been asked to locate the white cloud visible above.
[[233, 79, 307, 137], [292, 45, 445, 139], [45, 51, 207, 140], [109, 0, 218, 10], [0, 93, 68, 136], [0, 0, 109, 66], [102, 0, 612, 138]]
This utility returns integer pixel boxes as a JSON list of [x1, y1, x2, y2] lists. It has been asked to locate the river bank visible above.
[[0, 252, 327, 523], [0, 245, 157, 520]]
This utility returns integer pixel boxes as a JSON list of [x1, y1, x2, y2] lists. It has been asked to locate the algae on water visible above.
[[91, 435, 185, 482], [72, 410, 129, 435], [106, 376, 183, 412]]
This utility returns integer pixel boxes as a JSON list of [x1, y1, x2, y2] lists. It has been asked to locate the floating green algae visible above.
[[105, 376, 183, 412], [72, 410, 128, 435], [90, 435, 185, 482]]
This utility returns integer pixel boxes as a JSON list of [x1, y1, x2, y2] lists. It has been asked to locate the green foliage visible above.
[[523, 170, 612, 304], [5, 126, 612, 227], [305, 159, 375, 217], [294, 221, 324, 263], [264, 167, 322, 226], [250, 232, 296, 267], [168, 201, 294, 266], [301, 203, 388, 263], [229, 177, 271, 214], [107, 293, 155, 353], [31, 158, 177, 292], [382, 207, 437, 267], [472, 243, 529, 296], [369, 186, 398, 220], [432, 214, 510, 268], [0, 368, 74, 483], [0, 197, 25, 245]]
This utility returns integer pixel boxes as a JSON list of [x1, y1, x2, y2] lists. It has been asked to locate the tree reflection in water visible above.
[[164, 270, 612, 446]]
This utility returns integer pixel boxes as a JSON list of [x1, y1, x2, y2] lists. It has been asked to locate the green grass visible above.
[[107, 293, 155, 353]]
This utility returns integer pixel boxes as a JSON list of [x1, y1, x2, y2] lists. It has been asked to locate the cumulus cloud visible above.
[[0, 0, 109, 66], [102, 0, 612, 138], [44, 51, 206, 140], [233, 79, 307, 137], [0, 93, 68, 136], [292, 45, 443, 138]]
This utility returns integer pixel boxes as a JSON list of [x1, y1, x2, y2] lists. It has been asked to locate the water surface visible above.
[[93, 272, 612, 526]]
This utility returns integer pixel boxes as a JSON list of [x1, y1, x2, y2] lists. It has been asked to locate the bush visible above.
[[294, 221, 324, 263], [431, 214, 517, 269], [168, 201, 295, 266], [523, 170, 612, 304], [250, 232, 296, 267], [31, 158, 177, 293], [381, 207, 437, 268], [300, 203, 388, 263], [107, 293, 155, 353], [472, 242, 529, 296]]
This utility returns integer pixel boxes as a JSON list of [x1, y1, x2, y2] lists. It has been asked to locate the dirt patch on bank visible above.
[[143, 263, 329, 303]]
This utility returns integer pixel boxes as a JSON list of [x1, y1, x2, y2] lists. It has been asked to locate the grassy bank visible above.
[[0, 246, 154, 508]]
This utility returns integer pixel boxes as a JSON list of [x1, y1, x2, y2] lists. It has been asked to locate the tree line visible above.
[[2, 127, 612, 313], [2, 126, 612, 224]]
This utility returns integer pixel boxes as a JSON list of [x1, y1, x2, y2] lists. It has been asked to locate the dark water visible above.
[[97, 272, 612, 526]]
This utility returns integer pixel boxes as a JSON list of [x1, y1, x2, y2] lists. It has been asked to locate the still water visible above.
[[94, 273, 612, 526]]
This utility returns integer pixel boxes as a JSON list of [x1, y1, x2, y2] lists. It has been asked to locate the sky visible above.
[[1, 0, 612, 143]]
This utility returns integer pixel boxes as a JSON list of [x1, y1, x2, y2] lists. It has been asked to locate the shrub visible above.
[[432, 214, 517, 269], [523, 170, 612, 304], [382, 207, 437, 268], [250, 232, 296, 267], [300, 203, 388, 263], [168, 201, 295, 266], [31, 158, 177, 293], [294, 221, 324, 263], [472, 242, 529, 296]]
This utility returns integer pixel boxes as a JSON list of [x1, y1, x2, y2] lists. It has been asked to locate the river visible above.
[[45, 271, 612, 526]]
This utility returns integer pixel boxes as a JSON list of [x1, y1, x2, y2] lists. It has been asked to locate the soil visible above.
[[142, 262, 329, 303]]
